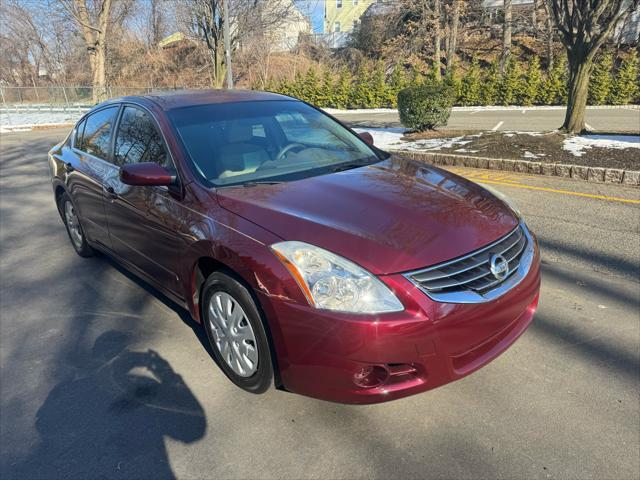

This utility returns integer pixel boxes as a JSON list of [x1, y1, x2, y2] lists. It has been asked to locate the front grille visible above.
[[407, 225, 529, 299]]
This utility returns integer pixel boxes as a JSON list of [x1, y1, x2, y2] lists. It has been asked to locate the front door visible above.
[[104, 105, 185, 297]]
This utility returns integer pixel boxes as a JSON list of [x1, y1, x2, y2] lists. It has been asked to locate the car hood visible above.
[[216, 156, 519, 275]]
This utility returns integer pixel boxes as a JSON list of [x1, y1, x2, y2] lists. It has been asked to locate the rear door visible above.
[[68, 106, 120, 247], [104, 105, 185, 296]]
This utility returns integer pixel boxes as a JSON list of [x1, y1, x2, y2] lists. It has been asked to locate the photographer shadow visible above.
[[13, 331, 206, 480]]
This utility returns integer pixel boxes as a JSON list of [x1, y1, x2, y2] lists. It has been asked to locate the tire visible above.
[[59, 192, 94, 258], [202, 272, 273, 394]]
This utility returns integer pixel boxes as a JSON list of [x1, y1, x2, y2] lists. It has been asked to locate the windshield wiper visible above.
[[330, 159, 375, 173], [242, 180, 282, 187]]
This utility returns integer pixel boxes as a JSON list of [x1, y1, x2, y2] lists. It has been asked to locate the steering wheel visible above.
[[275, 142, 306, 161]]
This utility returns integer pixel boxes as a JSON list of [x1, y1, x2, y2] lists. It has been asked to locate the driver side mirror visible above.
[[119, 162, 176, 187], [358, 131, 374, 146]]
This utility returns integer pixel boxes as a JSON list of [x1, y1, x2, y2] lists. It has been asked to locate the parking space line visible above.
[[474, 178, 640, 205], [491, 121, 504, 131], [585, 122, 595, 131], [448, 167, 524, 184]]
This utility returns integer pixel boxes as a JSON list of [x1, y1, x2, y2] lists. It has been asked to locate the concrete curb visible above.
[[388, 150, 640, 186]]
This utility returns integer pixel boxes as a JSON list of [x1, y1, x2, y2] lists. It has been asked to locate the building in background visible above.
[[322, 0, 376, 47], [269, 1, 312, 52]]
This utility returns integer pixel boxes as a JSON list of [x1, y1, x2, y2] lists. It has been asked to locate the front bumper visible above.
[[258, 242, 541, 404]]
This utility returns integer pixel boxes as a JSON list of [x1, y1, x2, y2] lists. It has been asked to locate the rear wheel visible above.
[[60, 192, 94, 257], [202, 272, 273, 394]]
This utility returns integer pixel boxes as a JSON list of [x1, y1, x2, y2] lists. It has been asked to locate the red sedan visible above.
[[49, 90, 540, 404]]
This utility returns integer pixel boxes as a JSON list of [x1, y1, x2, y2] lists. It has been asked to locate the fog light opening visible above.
[[352, 365, 389, 389]]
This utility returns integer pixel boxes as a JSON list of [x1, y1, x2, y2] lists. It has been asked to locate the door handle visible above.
[[104, 186, 117, 199], [65, 162, 74, 172]]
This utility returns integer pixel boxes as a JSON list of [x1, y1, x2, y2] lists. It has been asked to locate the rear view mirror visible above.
[[358, 131, 374, 146], [119, 162, 175, 187]]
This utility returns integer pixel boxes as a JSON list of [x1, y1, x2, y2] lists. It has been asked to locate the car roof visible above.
[[109, 89, 295, 112]]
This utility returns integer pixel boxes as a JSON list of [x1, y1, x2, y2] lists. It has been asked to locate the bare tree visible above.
[[548, 0, 636, 133], [0, 0, 58, 87], [57, 0, 119, 102], [446, 0, 462, 70], [500, 0, 512, 73], [542, 1, 555, 69], [433, 0, 442, 79], [148, 0, 167, 46], [177, 0, 295, 88]]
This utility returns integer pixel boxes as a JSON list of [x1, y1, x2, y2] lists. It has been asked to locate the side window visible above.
[[81, 107, 118, 159], [114, 106, 171, 170], [74, 118, 86, 148]]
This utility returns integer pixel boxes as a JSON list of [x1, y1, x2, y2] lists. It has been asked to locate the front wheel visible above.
[[202, 272, 273, 394], [60, 192, 94, 257]]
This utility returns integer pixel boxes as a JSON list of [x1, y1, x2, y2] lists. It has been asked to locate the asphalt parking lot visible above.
[[1, 128, 639, 479], [337, 106, 640, 133]]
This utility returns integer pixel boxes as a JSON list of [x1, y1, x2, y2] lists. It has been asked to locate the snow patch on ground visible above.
[[562, 134, 640, 157], [354, 127, 472, 151], [1, 111, 80, 133]]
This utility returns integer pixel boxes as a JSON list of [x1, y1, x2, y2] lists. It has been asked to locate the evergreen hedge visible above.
[[262, 53, 639, 110], [397, 83, 455, 131]]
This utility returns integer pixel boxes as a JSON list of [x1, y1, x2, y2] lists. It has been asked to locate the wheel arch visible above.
[[189, 252, 285, 389], [53, 182, 68, 216]]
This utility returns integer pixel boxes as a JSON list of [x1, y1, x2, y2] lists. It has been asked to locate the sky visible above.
[[295, 0, 325, 33]]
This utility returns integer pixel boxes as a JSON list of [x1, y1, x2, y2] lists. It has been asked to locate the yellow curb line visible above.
[[473, 178, 640, 205]]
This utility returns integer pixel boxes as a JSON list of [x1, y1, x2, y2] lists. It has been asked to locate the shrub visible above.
[[370, 62, 390, 107], [316, 68, 335, 108], [609, 53, 639, 105], [387, 64, 407, 107], [397, 82, 454, 131], [500, 60, 522, 105], [350, 63, 376, 108], [459, 58, 481, 106], [445, 67, 462, 104], [522, 56, 542, 106], [541, 56, 568, 105], [588, 52, 613, 105], [333, 68, 353, 109], [480, 60, 500, 105]]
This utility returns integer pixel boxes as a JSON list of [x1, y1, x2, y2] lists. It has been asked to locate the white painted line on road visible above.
[[522, 109, 526, 114], [470, 110, 480, 115], [585, 122, 596, 131], [491, 121, 504, 131]]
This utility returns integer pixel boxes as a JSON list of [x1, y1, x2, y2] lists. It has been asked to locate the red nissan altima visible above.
[[48, 90, 540, 404]]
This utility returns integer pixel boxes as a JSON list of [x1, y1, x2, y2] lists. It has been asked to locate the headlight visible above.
[[481, 184, 522, 217], [271, 241, 404, 314]]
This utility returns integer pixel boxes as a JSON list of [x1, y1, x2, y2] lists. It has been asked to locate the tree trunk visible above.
[[500, 0, 512, 73], [563, 55, 593, 133], [546, 13, 554, 69], [72, 0, 111, 103], [92, 43, 107, 103], [433, 0, 442, 80], [447, 0, 461, 70]]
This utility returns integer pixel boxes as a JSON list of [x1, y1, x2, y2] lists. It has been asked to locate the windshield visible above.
[[168, 100, 383, 187]]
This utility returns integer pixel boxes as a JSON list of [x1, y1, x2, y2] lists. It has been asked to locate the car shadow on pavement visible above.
[[100, 255, 221, 367], [11, 330, 207, 480]]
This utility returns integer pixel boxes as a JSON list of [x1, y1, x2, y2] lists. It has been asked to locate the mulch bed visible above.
[[404, 131, 639, 171]]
